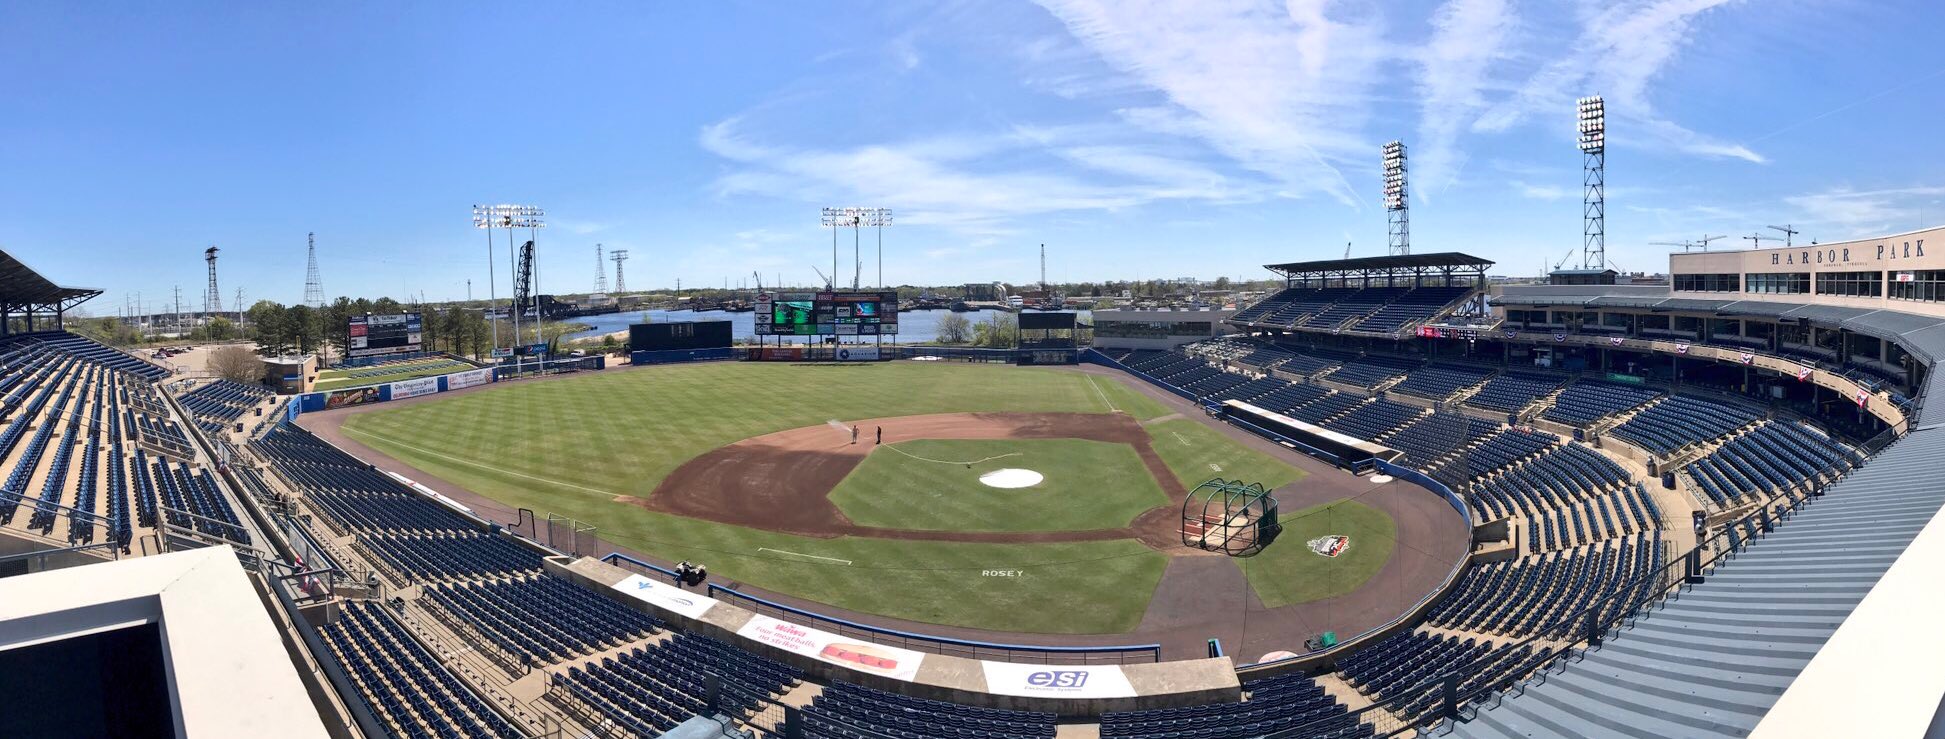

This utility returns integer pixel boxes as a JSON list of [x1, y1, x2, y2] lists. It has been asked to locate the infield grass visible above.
[[828, 439, 1169, 532], [340, 361, 1176, 632], [1239, 498, 1396, 608], [1145, 419, 1307, 491]]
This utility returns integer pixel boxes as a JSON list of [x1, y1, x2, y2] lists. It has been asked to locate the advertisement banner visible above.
[[750, 347, 806, 362], [735, 615, 927, 682], [610, 574, 718, 620], [979, 663, 1136, 699], [446, 368, 493, 391], [389, 377, 439, 400], [835, 346, 880, 361], [324, 386, 380, 410]]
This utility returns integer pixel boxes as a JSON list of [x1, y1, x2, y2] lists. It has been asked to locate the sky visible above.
[[2, 0, 1943, 311]]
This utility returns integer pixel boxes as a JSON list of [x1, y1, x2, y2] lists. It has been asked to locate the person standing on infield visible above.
[[876, 426, 882, 445], [850, 425, 858, 444]]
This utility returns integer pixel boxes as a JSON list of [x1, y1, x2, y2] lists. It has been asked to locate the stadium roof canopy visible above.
[[1264, 252, 1495, 279], [0, 247, 102, 314]]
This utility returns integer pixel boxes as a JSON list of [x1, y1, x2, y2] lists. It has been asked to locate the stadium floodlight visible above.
[[1576, 96, 1606, 270], [821, 207, 892, 290], [471, 204, 546, 370], [1382, 141, 1409, 256], [1576, 96, 1605, 153]]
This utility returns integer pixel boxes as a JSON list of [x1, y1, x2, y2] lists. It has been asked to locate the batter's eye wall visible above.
[[630, 320, 733, 352]]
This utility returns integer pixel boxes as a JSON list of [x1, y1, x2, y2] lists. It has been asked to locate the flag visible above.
[[1855, 389, 1870, 407]]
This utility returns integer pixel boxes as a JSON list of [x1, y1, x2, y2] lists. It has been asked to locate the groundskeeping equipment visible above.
[[1180, 478, 1281, 556]]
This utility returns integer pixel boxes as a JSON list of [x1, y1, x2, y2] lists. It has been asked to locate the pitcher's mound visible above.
[[979, 468, 1044, 489]]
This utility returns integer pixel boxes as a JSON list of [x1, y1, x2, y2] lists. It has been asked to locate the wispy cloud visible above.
[[1474, 0, 1762, 164], [1784, 186, 1945, 236], [1414, 0, 1516, 202], [1031, 0, 1388, 207], [698, 118, 1263, 232], [1514, 181, 1568, 201]]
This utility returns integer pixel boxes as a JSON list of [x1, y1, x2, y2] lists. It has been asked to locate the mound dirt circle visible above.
[[977, 468, 1043, 489], [637, 411, 1190, 549]]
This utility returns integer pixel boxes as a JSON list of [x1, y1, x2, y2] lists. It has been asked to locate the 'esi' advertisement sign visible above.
[[980, 662, 1136, 699]]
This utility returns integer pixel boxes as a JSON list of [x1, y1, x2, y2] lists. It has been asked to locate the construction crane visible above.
[[1697, 234, 1728, 250], [1766, 224, 1800, 247], [1551, 246, 1579, 271], [751, 271, 765, 292], [1744, 233, 1782, 250], [1343, 241, 1352, 259], [810, 264, 833, 290], [1650, 240, 1695, 252]]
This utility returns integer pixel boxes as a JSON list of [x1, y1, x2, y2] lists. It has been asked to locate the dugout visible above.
[[1216, 400, 1401, 469], [630, 320, 732, 352]]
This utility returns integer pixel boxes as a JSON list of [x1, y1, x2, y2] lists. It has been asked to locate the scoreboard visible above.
[[347, 313, 424, 358], [755, 291, 899, 336]]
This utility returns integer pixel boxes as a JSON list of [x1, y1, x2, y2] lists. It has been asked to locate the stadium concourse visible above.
[[0, 242, 1943, 739]]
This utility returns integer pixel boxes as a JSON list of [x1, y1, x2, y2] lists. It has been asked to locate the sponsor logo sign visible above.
[[1855, 390, 1870, 408], [980, 663, 1136, 699], [835, 346, 880, 361], [1552, 332, 1566, 342], [1796, 366, 1812, 382], [1675, 343, 1690, 354], [491, 347, 514, 358], [446, 368, 493, 390], [736, 615, 927, 681], [389, 376, 439, 400], [1307, 535, 1351, 558], [1738, 352, 1754, 365], [1608, 336, 1624, 346], [324, 386, 379, 410], [611, 574, 718, 620]]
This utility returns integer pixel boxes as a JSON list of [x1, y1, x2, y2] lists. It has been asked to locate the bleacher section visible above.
[[1463, 372, 1565, 414], [1390, 365, 1493, 401], [553, 633, 802, 737], [809, 681, 1056, 739], [423, 576, 665, 668], [1350, 286, 1472, 333], [320, 601, 522, 739], [179, 378, 274, 435], [1100, 672, 1360, 739], [1684, 422, 1856, 508], [1427, 535, 1665, 639], [1319, 354, 1421, 389], [1229, 284, 1476, 336], [1608, 394, 1760, 456], [1540, 381, 1662, 426]]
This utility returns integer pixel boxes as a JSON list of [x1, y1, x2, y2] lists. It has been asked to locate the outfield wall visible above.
[[293, 366, 499, 414]]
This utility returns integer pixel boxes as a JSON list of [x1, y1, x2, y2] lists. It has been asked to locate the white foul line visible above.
[[341, 426, 618, 496], [1086, 375, 1118, 413], [757, 547, 853, 565]]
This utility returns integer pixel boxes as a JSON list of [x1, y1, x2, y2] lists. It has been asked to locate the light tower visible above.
[[304, 232, 325, 307], [1382, 141, 1410, 256], [203, 246, 222, 315], [611, 250, 629, 293], [471, 204, 545, 359], [593, 243, 608, 293], [1577, 95, 1606, 269]]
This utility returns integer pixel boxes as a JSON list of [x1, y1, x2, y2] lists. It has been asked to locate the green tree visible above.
[[972, 314, 1018, 348], [247, 300, 290, 355], [936, 313, 972, 344]]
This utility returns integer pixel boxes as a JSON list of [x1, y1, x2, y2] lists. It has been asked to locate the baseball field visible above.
[[328, 361, 1402, 636]]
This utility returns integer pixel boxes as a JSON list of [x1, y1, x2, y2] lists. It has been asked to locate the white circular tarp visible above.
[[978, 468, 1044, 489]]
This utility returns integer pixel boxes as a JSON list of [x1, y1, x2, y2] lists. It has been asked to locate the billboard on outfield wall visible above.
[[323, 386, 379, 410], [445, 368, 493, 390], [749, 347, 806, 361], [834, 346, 880, 361], [347, 313, 424, 358], [387, 377, 439, 400]]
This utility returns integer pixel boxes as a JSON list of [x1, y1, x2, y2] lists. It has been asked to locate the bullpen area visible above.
[[300, 360, 1468, 659]]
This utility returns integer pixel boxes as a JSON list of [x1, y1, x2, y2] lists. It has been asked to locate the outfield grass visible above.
[[1081, 372, 1173, 420], [341, 362, 1177, 632], [316, 358, 474, 390], [1145, 419, 1308, 491], [1239, 499, 1396, 608], [828, 439, 1169, 532]]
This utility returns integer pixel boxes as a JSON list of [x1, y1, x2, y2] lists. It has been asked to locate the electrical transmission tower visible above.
[[611, 250, 629, 293], [203, 246, 222, 314], [304, 232, 325, 307], [594, 243, 608, 293]]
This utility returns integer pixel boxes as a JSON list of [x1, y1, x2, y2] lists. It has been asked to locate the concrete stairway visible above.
[[1448, 426, 1945, 739]]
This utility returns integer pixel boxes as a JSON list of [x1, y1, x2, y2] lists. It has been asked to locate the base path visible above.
[[644, 411, 1192, 548]]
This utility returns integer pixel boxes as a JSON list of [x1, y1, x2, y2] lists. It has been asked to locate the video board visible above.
[[347, 313, 424, 358], [754, 291, 899, 336]]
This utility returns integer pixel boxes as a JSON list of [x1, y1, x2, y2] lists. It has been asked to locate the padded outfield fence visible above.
[[597, 553, 1162, 665]]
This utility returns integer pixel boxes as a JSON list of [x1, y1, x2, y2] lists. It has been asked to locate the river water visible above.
[[561, 308, 1091, 344]]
